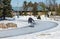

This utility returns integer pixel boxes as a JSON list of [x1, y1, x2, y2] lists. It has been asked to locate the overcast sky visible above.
[[11, 0, 60, 7]]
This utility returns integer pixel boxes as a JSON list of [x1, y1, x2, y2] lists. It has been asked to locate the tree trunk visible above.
[[2, 8, 6, 20]]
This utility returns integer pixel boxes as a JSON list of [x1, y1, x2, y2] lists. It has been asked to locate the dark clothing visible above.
[[28, 17, 35, 27], [47, 14, 49, 17], [28, 17, 34, 23]]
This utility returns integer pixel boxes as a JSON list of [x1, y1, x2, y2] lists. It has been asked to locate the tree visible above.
[[32, 2, 38, 16], [47, 0, 57, 11], [2, 0, 12, 20], [39, 2, 46, 11], [56, 4, 60, 15], [28, 1, 33, 7], [28, 1, 33, 15], [23, 1, 27, 15], [0, 0, 3, 18]]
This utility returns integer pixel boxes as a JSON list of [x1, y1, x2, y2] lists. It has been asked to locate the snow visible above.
[[0, 20, 58, 38], [0, 21, 29, 28], [13, 16, 37, 21], [0, 16, 60, 39]]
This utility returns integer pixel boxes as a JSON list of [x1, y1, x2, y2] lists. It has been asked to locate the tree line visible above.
[[23, 1, 46, 16], [23, 0, 60, 15], [0, 0, 60, 20]]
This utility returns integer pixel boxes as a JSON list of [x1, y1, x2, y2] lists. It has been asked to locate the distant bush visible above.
[[24, 12, 27, 16], [37, 16, 41, 19]]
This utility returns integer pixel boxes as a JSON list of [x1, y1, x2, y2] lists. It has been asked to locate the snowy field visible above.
[[0, 16, 60, 39]]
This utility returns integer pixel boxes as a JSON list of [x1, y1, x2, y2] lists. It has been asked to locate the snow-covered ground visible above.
[[0, 16, 60, 39]]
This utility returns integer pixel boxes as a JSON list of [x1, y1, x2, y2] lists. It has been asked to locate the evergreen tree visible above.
[[0, 0, 3, 18], [2, 0, 12, 20]]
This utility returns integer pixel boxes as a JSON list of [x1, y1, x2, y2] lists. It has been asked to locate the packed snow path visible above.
[[0, 20, 58, 38]]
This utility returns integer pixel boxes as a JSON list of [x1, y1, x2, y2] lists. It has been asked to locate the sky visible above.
[[11, 0, 60, 7]]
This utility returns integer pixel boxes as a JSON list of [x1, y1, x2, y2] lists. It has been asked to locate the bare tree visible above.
[[23, 1, 27, 15], [28, 1, 33, 15], [28, 1, 33, 7], [39, 2, 46, 11], [46, 0, 57, 11], [32, 2, 38, 16]]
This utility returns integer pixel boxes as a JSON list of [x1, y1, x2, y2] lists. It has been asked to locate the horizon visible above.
[[11, 0, 60, 7]]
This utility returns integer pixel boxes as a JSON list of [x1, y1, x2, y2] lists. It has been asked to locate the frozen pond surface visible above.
[[0, 20, 58, 38]]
